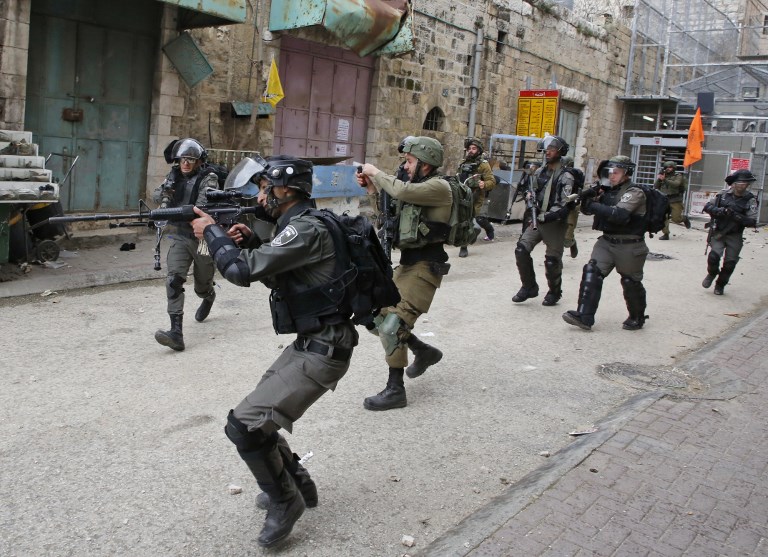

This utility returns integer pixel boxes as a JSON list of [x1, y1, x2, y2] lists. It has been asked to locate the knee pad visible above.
[[166, 274, 186, 300], [224, 410, 272, 453], [515, 243, 531, 258], [379, 313, 406, 356], [707, 251, 721, 267], [620, 275, 642, 290], [721, 260, 737, 273], [583, 259, 602, 279], [544, 256, 561, 273]]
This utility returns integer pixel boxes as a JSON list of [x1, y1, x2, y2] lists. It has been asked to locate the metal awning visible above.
[[157, 0, 247, 29], [269, 0, 413, 57]]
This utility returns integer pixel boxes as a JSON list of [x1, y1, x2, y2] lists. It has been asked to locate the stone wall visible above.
[[0, 0, 30, 130], [167, 1, 632, 177]]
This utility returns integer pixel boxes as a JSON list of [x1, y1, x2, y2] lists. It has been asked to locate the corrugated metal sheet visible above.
[[270, 0, 412, 57]]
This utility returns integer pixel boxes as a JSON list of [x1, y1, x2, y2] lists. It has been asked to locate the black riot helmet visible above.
[[725, 169, 757, 184], [264, 155, 314, 197], [540, 135, 569, 157], [167, 138, 207, 163], [398, 135, 416, 154]]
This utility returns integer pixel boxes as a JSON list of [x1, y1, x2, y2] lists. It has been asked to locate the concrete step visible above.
[[0, 168, 52, 181], [0, 155, 47, 169], [0, 141, 38, 157], [0, 181, 59, 201], [0, 130, 33, 143]]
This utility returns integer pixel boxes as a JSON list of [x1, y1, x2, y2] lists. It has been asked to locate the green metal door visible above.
[[25, 0, 160, 211]]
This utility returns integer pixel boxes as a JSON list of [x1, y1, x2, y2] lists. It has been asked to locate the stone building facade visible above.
[[0, 0, 632, 209]]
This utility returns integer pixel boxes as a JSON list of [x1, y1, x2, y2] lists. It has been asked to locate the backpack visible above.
[[309, 209, 401, 328], [563, 168, 585, 194], [443, 175, 479, 247], [205, 162, 229, 189], [635, 183, 670, 235]]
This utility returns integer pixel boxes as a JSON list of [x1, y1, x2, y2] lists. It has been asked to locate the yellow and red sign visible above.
[[516, 90, 559, 137]]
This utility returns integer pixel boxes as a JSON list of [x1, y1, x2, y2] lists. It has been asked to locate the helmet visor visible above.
[[223, 155, 269, 199]]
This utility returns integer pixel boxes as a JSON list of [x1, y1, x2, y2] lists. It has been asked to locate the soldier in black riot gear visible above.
[[190, 156, 357, 548], [357, 136, 452, 411], [153, 138, 221, 351], [702, 169, 760, 295], [456, 137, 496, 257], [513, 135, 575, 306], [563, 156, 650, 331]]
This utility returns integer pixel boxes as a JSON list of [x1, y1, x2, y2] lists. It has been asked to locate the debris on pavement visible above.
[[569, 427, 598, 436], [228, 484, 243, 495], [401, 534, 415, 547]]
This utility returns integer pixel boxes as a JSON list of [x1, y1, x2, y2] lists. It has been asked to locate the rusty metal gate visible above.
[[274, 35, 375, 163]]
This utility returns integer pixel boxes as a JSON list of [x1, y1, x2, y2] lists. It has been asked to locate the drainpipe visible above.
[[468, 24, 483, 138]]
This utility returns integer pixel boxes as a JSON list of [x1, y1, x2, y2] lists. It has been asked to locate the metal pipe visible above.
[[468, 25, 483, 138]]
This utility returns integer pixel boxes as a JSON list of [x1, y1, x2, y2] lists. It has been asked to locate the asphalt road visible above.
[[1, 221, 766, 556]]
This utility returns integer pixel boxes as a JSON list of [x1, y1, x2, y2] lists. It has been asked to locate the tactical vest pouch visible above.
[[269, 291, 297, 335], [398, 204, 428, 248]]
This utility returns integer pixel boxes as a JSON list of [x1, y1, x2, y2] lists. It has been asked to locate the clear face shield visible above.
[[221, 155, 269, 199], [599, 164, 627, 186]]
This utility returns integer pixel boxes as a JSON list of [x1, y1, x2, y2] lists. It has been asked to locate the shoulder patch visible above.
[[271, 225, 299, 247], [620, 192, 633, 203], [749, 198, 758, 212]]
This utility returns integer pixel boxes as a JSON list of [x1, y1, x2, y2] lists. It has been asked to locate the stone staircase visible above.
[[0, 130, 59, 201]]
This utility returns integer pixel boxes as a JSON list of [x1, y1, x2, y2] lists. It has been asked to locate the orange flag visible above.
[[684, 108, 704, 168]]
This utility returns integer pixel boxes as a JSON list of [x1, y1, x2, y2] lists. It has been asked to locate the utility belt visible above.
[[294, 336, 352, 362], [601, 235, 644, 245]]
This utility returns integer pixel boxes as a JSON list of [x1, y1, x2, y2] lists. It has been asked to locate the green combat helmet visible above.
[[402, 136, 444, 168], [662, 160, 676, 170], [464, 137, 484, 152]]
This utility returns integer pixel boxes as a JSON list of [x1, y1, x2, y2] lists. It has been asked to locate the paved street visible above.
[[1, 219, 767, 556]]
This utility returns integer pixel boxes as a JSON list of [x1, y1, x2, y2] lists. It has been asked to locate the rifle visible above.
[[46, 200, 266, 266], [526, 179, 539, 230], [378, 188, 396, 262]]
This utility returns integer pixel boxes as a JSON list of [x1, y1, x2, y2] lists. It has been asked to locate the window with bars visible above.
[[423, 107, 444, 131]]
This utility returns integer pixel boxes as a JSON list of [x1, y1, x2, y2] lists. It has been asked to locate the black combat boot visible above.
[[195, 288, 216, 322], [659, 233, 670, 240], [459, 246, 469, 258], [243, 443, 306, 548], [621, 276, 648, 330], [683, 216, 691, 229], [542, 255, 562, 306], [562, 259, 603, 331], [154, 314, 184, 351], [405, 335, 443, 378], [512, 244, 539, 302], [569, 241, 578, 258], [364, 367, 406, 411], [256, 434, 318, 510], [702, 251, 720, 288], [714, 260, 737, 295]]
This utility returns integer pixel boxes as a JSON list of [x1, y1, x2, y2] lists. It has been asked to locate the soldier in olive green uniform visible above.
[[513, 136, 575, 307], [563, 156, 649, 331], [457, 137, 496, 257], [153, 138, 220, 352], [357, 136, 452, 411], [191, 156, 357, 549], [655, 160, 690, 239]]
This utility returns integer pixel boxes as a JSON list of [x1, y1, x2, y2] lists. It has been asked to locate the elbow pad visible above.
[[203, 225, 251, 287]]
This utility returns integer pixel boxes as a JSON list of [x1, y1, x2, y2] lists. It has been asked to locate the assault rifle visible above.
[[378, 188, 396, 262], [526, 179, 539, 230], [45, 197, 265, 268]]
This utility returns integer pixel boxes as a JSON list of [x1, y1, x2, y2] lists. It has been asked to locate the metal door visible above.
[[25, 0, 159, 211], [274, 36, 374, 163]]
